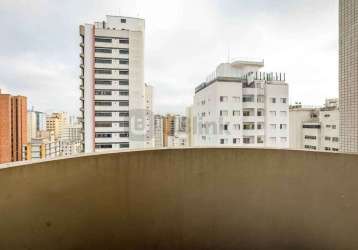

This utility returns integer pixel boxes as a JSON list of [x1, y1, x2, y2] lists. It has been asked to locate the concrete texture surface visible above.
[[0, 148, 358, 250]]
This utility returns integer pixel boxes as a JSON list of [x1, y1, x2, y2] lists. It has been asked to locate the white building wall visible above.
[[193, 61, 289, 148], [80, 16, 147, 153]]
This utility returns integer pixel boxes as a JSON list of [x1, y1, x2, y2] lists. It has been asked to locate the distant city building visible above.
[[154, 115, 164, 148], [0, 90, 27, 164], [23, 133, 61, 161], [27, 108, 46, 142], [289, 99, 340, 152], [193, 60, 289, 148], [80, 15, 148, 152], [339, 0, 358, 153], [162, 114, 188, 148], [46, 112, 68, 140], [185, 106, 194, 147]]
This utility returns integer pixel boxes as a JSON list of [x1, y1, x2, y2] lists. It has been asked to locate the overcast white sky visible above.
[[0, 0, 338, 115]]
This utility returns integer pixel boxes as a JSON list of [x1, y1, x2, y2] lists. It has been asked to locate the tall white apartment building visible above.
[[193, 60, 289, 148], [154, 115, 164, 148], [289, 99, 340, 152], [144, 84, 154, 148], [80, 15, 148, 152]]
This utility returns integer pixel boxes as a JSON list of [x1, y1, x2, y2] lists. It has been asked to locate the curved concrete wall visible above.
[[0, 148, 358, 250]]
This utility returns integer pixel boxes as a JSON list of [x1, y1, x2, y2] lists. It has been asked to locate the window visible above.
[[119, 100, 129, 106], [280, 124, 287, 130], [119, 90, 129, 96], [257, 123, 264, 130], [304, 145, 317, 150], [119, 49, 129, 54], [118, 111, 129, 117], [121, 18, 126, 23], [324, 114, 331, 118], [95, 69, 112, 75], [233, 138, 240, 144], [119, 79, 129, 85], [243, 110, 251, 117], [280, 98, 287, 104], [271, 98, 276, 103], [303, 124, 321, 129], [220, 139, 228, 145], [257, 95, 265, 103], [325, 147, 331, 151], [332, 125, 337, 129], [243, 137, 251, 144], [325, 136, 331, 141], [220, 96, 228, 102], [305, 135, 317, 140], [119, 38, 129, 44], [332, 148, 339, 152], [280, 111, 287, 117], [95, 48, 112, 54], [96, 80, 112, 85], [119, 59, 129, 64], [95, 101, 112, 106], [224, 124, 229, 131], [95, 37, 112, 43], [96, 133, 112, 138], [220, 110, 228, 117], [120, 143, 130, 148], [95, 112, 112, 117], [95, 58, 112, 64], [120, 132, 129, 138], [233, 124, 240, 130], [119, 121, 129, 127], [257, 109, 264, 117], [332, 137, 339, 142], [119, 70, 129, 75], [95, 122, 112, 128], [95, 144, 113, 149], [243, 95, 255, 103], [270, 111, 277, 117], [233, 110, 240, 116], [243, 123, 255, 130], [326, 125, 331, 128], [257, 136, 264, 144], [95, 90, 112, 96]]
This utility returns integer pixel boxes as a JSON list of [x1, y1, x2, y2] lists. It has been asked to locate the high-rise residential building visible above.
[[193, 60, 289, 148], [339, 0, 358, 153], [80, 15, 148, 152], [23, 132, 62, 161], [154, 115, 164, 148], [0, 90, 27, 164], [289, 99, 340, 152]]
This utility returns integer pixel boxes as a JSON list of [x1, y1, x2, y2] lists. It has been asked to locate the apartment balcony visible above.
[[0, 148, 357, 249]]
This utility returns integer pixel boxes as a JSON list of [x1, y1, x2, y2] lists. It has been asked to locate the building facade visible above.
[[80, 15, 149, 152], [193, 60, 289, 148], [339, 0, 358, 153], [0, 90, 27, 164], [154, 115, 164, 148], [289, 99, 340, 152], [27, 109, 46, 143]]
